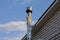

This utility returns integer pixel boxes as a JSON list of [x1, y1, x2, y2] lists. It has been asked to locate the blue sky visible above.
[[0, 0, 54, 40]]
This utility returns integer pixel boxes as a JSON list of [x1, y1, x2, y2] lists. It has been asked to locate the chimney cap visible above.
[[26, 7, 32, 13]]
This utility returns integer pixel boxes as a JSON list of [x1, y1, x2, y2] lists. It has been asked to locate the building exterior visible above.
[[22, 0, 60, 40]]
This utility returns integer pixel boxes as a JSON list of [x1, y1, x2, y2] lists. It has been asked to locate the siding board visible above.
[[32, 10, 60, 40]]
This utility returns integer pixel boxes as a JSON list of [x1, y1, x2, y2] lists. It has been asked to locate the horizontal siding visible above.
[[32, 10, 60, 40]]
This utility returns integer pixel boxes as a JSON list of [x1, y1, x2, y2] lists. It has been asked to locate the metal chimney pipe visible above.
[[26, 7, 32, 40]]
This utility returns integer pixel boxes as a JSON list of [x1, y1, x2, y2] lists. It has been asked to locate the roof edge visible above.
[[32, 0, 60, 37], [35, 0, 56, 26]]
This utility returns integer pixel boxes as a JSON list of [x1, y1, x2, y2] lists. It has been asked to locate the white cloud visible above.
[[0, 21, 27, 32], [0, 20, 36, 32], [0, 21, 27, 40], [9, 0, 32, 8], [0, 21, 36, 40], [20, 0, 32, 5]]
